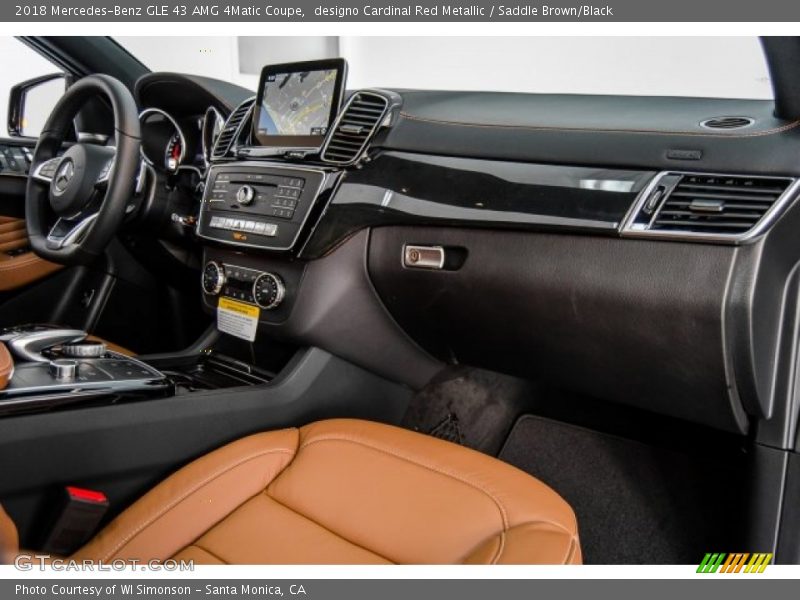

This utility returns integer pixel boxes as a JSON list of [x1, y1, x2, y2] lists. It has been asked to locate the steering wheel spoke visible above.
[[45, 211, 99, 251]]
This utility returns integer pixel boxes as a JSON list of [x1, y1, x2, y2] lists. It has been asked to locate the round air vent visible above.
[[700, 116, 755, 130]]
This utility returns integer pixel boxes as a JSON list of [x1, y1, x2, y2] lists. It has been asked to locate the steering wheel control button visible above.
[[49, 359, 78, 380], [236, 184, 256, 206], [252, 272, 286, 310], [61, 341, 107, 358], [202, 261, 226, 296], [35, 158, 60, 180], [96, 160, 113, 183]]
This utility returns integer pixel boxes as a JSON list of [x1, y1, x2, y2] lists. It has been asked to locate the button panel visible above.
[[209, 216, 278, 237], [217, 264, 268, 305], [197, 164, 326, 251]]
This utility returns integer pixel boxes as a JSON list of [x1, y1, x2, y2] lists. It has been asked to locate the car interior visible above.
[[1, 35, 800, 565]]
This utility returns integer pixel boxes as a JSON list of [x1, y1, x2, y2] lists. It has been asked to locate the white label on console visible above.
[[217, 297, 260, 342]]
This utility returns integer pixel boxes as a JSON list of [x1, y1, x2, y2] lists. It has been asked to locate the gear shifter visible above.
[[6, 329, 87, 363]]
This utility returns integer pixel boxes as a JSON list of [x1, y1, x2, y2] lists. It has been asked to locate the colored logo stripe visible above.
[[745, 553, 773, 573], [698, 552, 772, 573], [697, 553, 725, 573]]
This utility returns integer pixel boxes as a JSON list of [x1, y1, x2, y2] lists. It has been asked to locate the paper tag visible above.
[[217, 297, 260, 342]]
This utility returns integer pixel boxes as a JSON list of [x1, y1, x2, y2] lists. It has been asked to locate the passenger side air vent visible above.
[[321, 91, 391, 165], [622, 172, 798, 242], [650, 174, 792, 235], [212, 98, 254, 160], [700, 116, 754, 130]]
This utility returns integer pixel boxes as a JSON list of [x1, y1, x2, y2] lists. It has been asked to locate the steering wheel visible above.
[[26, 75, 141, 265]]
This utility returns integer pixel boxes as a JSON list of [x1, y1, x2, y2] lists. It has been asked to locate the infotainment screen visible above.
[[252, 59, 347, 150]]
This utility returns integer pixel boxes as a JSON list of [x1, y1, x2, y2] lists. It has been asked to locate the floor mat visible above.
[[403, 367, 532, 455], [499, 414, 744, 564]]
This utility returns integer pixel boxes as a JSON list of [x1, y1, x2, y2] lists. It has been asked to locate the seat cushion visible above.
[[73, 419, 581, 564]]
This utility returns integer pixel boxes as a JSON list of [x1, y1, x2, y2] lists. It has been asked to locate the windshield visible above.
[[115, 36, 773, 100]]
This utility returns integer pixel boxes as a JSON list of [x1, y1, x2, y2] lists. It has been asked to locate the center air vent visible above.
[[212, 98, 254, 160], [700, 116, 755, 130], [321, 91, 391, 165], [647, 174, 793, 236]]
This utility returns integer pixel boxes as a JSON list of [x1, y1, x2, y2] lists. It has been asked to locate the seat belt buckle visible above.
[[41, 486, 109, 555]]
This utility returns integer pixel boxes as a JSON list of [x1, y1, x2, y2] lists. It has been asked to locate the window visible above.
[[115, 36, 773, 100]]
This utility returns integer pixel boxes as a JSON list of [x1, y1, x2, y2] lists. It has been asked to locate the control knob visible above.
[[236, 184, 255, 206], [252, 272, 285, 310], [49, 359, 78, 380], [61, 341, 107, 358], [202, 261, 226, 295]]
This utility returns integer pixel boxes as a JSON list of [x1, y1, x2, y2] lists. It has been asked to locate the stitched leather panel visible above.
[[72, 428, 299, 562], [68, 419, 580, 564], [382, 91, 800, 175], [187, 494, 391, 564]]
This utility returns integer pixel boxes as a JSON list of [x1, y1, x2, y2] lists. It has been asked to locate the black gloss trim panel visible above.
[[301, 151, 653, 258]]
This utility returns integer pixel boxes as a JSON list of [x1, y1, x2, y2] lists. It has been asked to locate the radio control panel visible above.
[[197, 163, 327, 251]]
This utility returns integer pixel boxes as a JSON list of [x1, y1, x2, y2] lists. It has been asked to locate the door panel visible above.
[[0, 142, 62, 292], [0, 216, 26, 251]]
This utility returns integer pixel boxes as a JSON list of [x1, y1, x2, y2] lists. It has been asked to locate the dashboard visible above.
[[128, 60, 800, 442]]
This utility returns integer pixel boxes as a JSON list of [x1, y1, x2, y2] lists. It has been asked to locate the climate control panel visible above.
[[202, 261, 285, 310], [196, 163, 327, 252]]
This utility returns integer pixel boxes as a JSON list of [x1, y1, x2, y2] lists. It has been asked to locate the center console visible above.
[[0, 325, 171, 415]]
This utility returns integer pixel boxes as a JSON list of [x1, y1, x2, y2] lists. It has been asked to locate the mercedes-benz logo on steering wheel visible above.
[[53, 160, 75, 194]]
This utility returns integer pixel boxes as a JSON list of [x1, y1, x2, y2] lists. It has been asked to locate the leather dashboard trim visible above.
[[397, 111, 800, 139], [381, 91, 800, 175]]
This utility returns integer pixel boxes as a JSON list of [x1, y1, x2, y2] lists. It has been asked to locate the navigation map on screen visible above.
[[257, 69, 338, 137]]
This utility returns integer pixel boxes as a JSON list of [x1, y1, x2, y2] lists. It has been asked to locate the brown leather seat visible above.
[[0, 343, 12, 391], [4, 419, 581, 564]]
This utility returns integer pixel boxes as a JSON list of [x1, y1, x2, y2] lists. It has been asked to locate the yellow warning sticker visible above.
[[217, 297, 260, 341]]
